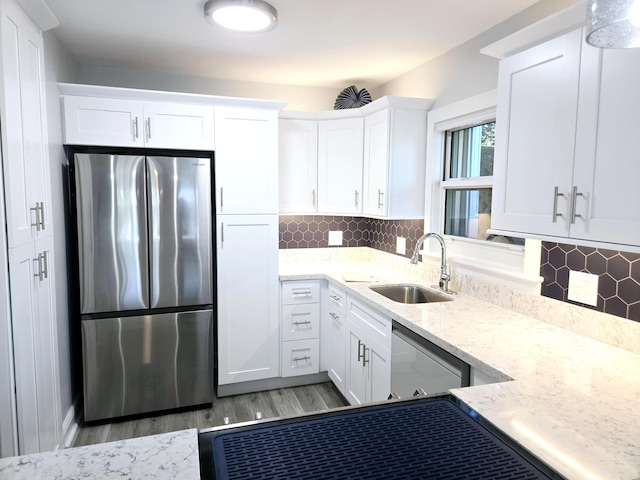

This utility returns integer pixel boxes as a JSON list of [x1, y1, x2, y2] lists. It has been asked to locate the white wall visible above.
[[42, 30, 79, 436], [78, 64, 340, 112], [372, 0, 581, 109]]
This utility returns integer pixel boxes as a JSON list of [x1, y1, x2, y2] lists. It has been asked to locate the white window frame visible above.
[[424, 90, 542, 293]]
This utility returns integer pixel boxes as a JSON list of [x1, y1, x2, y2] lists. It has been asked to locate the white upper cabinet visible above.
[[0, 0, 52, 247], [215, 106, 279, 215], [62, 95, 214, 150], [492, 29, 581, 238], [492, 28, 640, 248], [317, 117, 364, 214], [363, 106, 427, 218], [570, 43, 640, 246], [279, 119, 318, 213]]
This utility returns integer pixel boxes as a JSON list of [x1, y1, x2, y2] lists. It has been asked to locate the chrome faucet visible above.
[[410, 233, 452, 294]]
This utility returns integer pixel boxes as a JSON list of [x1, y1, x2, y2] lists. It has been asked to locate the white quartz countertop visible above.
[[0, 429, 199, 480], [280, 256, 640, 480]]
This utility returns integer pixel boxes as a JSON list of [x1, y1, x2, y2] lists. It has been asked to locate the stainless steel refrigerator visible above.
[[72, 153, 214, 422]]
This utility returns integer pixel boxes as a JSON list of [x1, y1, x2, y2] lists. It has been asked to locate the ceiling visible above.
[[44, 0, 542, 89]]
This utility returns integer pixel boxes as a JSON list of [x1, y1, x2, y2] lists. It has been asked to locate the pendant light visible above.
[[586, 0, 640, 47], [204, 0, 278, 33]]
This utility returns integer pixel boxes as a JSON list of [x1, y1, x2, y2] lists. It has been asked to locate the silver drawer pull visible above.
[[293, 320, 312, 328], [552, 186, 565, 223], [329, 312, 339, 320], [292, 290, 312, 297], [293, 355, 311, 365], [362, 346, 369, 366], [330, 294, 342, 302], [357, 340, 364, 362]]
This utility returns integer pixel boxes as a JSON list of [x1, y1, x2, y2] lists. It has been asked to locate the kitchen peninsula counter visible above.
[[280, 248, 640, 480], [0, 429, 199, 480]]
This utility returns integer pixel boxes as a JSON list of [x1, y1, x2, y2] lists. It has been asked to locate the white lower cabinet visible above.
[[322, 283, 347, 395], [8, 237, 61, 454], [280, 280, 320, 378], [217, 215, 279, 385], [344, 297, 391, 405]]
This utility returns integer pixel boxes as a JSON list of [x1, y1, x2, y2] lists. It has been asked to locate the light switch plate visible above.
[[328, 230, 343, 246], [396, 236, 406, 255], [567, 270, 599, 306]]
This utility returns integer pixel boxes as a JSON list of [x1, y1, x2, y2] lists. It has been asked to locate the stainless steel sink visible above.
[[369, 284, 453, 304]]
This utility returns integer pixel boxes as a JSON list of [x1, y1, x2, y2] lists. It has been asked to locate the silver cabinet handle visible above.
[[292, 289, 312, 297], [292, 355, 311, 366], [33, 251, 47, 282], [357, 340, 365, 363], [312, 189, 316, 208], [570, 186, 584, 224], [552, 186, 565, 223], [146, 117, 151, 140], [293, 320, 312, 328], [40, 251, 48, 280], [330, 294, 341, 302], [354, 189, 359, 208], [220, 222, 224, 244], [362, 345, 369, 367], [329, 312, 339, 320], [133, 117, 139, 140], [220, 187, 224, 210], [30, 202, 45, 231], [377, 189, 384, 209]]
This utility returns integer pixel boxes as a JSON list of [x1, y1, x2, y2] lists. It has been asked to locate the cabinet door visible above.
[[363, 109, 389, 216], [571, 44, 640, 246], [1, 1, 52, 247], [214, 107, 278, 214], [366, 335, 391, 403], [345, 319, 367, 405], [143, 101, 214, 150], [317, 118, 364, 214], [492, 29, 582, 237], [8, 239, 61, 454], [217, 215, 279, 384], [279, 119, 318, 213], [326, 304, 346, 395], [62, 95, 144, 147]]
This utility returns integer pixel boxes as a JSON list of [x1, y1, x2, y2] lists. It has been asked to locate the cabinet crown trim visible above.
[[480, 0, 586, 59], [280, 96, 434, 120], [58, 83, 288, 110]]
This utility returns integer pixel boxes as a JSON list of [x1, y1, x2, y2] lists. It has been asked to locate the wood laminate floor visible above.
[[73, 382, 347, 447]]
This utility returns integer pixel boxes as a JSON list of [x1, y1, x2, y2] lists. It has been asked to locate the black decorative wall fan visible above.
[[334, 85, 372, 109]]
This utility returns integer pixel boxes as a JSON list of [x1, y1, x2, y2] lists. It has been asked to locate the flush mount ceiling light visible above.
[[204, 0, 278, 33], [586, 0, 640, 48]]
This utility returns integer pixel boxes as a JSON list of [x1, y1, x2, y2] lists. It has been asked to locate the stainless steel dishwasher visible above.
[[391, 322, 470, 398]]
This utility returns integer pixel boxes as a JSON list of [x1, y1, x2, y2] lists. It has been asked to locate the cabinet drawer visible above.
[[281, 280, 320, 305], [282, 304, 319, 341], [281, 339, 319, 377], [325, 283, 347, 314], [347, 297, 391, 348]]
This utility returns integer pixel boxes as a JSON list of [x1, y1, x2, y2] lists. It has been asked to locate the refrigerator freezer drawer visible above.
[[82, 310, 213, 422]]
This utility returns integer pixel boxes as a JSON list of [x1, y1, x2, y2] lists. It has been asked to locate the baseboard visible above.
[[62, 395, 81, 448], [217, 372, 331, 397]]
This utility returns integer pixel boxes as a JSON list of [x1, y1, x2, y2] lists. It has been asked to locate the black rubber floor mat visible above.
[[201, 397, 558, 480]]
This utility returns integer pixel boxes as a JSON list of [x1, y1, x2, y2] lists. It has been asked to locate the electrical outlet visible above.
[[396, 236, 406, 255], [567, 270, 599, 306], [328, 230, 343, 246]]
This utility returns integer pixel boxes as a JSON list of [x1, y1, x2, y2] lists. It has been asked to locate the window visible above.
[[441, 120, 523, 246]]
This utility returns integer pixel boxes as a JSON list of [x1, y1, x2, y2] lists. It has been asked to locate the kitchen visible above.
[[0, 0, 639, 479]]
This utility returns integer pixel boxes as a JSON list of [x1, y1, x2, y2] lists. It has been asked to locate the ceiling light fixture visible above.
[[586, 0, 640, 48], [204, 0, 278, 33]]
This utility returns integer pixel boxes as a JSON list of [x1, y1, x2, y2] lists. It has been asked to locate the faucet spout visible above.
[[410, 233, 452, 294]]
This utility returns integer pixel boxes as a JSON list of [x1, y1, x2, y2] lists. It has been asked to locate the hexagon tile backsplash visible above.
[[541, 242, 640, 322], [279, 215, 424, 259]]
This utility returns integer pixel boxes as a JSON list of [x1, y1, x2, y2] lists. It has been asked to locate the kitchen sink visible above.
[[369, 283, 453, 304]]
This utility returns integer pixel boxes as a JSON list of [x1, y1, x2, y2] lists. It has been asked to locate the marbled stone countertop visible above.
[[0, 428, 199, 480], [280, 251, 640, 480]]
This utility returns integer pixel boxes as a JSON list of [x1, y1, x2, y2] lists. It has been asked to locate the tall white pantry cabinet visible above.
[[215, 106, 281, 388], [0, 0, 62, 457]]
